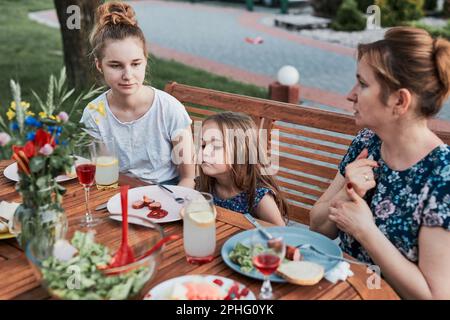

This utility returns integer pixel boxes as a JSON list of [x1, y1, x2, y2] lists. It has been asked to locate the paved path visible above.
[[30, 0, 450, 130]]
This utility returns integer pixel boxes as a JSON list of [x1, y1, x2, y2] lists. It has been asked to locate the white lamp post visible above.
[[269, 65, 301, 104], [277, 65, 300, 86]]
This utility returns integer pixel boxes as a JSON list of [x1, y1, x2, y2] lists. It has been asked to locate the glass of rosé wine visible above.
[[74, 142, 98, 227], [250, 230, 285, 300]]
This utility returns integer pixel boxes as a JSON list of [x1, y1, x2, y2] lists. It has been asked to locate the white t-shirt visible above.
[[80, 87, 192, 184]]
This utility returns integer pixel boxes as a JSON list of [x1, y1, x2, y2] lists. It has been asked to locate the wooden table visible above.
[[0, 160, 399, 300]]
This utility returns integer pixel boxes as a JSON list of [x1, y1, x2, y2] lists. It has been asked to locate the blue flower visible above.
[[56, 126, 62, 134], [10, 122, 19, 131], [25, 116, 37, 126], [48, 126, 55, 133], [61, 140, 68, 146], [26, 131, 36, 141]]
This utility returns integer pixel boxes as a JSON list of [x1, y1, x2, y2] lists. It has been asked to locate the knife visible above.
[[243, 213, 273, 240], [95, 202, 108, 211]]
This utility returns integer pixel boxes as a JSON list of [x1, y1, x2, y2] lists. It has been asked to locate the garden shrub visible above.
[[375, 0, 425, 26], [331, 0, 367, 31]]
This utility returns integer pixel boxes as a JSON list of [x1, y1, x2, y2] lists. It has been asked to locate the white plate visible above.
[[3, 162, 76, 183], [144, 275, 255, 300], [107, 185, 201, 224]]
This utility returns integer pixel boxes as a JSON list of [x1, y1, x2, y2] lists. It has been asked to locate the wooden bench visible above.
[[165, 81, 450, 225]]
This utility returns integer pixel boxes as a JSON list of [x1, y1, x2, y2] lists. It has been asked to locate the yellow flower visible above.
[[6, 109, 15, 120], [38, 111, 57, 120], [39, 111, 48, 118], [26, 111, 35, 117], [10, 101, 30, 110]]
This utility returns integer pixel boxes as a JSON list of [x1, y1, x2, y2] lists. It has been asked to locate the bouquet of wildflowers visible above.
[[0, 68, 102, 249]]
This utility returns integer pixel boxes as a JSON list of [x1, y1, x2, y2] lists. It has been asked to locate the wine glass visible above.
[[250, 230, 285, 300], [73, 142, 98, 227]]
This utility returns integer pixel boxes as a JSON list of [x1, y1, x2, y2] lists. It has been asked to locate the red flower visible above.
[[34, 129, 55, 148], [13, 141, 35, 159]]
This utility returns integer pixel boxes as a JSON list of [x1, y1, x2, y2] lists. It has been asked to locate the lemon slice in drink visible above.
[[96, 156, 118, 167], [189, 211, 215, 226]]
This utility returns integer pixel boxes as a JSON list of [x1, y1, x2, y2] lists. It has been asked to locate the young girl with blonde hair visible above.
[[198, 111, 288, 226]]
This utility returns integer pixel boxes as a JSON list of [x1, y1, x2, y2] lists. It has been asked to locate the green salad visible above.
[[40, 231, 152, 300], [228, 242, 264, 273]]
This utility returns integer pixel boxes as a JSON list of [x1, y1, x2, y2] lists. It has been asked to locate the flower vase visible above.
[[12, 203, 67, 262]]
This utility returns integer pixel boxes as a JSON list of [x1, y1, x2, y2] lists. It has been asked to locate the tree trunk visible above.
[[54, 0, 102, 89]]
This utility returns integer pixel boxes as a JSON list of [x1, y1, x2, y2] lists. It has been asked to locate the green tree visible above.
[[54, 0, 103, 89], [375, 0, 425, 26], [331, 0, 367, 31], [311, 0, 343, 18]]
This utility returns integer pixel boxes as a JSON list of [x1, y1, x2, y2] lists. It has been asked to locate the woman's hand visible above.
[[329, 183, 377, 242], [344, 148, 378, 197]]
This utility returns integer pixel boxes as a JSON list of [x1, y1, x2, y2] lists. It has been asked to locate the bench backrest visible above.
[[165, 81, 450, 224]]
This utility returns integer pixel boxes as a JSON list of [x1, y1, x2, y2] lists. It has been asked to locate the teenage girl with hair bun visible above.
[[81, 1, 195, 187]]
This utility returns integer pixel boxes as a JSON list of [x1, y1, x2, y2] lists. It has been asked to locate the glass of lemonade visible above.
[[181, 192, 216, 264], [94, 138, 119, 190]]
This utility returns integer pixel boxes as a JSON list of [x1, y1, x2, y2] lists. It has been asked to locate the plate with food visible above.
[[3, 161, 77, 183], [0, 201, 19, 240], [144, 275, 255, 300], [107, 185, 201, 224], [221, 226, 342, 283]]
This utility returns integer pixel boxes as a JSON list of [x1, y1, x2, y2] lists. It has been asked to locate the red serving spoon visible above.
[[135, 234, 181, 261], [108, 185, 136, 268]]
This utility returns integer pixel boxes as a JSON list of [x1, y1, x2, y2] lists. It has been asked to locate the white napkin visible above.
[[0, 201, 20, 234], [324, 261, 354, 284]]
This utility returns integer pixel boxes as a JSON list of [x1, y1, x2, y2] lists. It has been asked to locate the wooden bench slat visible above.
[[281, 189, 316, 206], [165, 82, 360, 135], [276, 179, 323, 198], [278, 156, 337, 180], [277, 170, 330, 190], [273, 123, 353, 146], [278, 144, 341, 166], [185, 105, 218, 117], [276, 135, 348, 156], [286, 203, 310, 225]]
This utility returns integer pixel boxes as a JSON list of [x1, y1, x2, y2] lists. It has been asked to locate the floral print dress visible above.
[[338, 128, 450, 264], [213, 187, 273, 216]]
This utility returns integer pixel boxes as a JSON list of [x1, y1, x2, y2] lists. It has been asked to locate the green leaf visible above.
[[29, 156, 46, 173], [36, 176, 49, 189], [59, 88, 75, 105], [31, 90, 46, 112]]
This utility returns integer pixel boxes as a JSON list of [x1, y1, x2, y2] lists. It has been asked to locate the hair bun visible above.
[[434, 38, 450, 98], [97, 2, 137, 28]]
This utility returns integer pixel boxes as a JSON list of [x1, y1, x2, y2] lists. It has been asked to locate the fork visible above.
[[296, 243, 370, 266], [148, 179, 185, 204]]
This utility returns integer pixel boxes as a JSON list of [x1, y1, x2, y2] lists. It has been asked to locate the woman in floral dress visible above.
[[310, 27, 450, 299]]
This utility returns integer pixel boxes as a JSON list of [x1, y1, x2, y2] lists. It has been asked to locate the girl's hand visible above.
[[344, 148, 378, 197], [329, 183, 376, 242]]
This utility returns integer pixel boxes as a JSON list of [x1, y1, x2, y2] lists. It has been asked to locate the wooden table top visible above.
[[0, 160, 399, 300]]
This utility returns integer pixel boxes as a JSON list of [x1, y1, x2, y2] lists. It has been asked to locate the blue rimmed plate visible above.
[[221, 226, 342, 283]]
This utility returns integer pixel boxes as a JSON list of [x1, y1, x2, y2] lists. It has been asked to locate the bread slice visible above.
[[276, 261, 324, 286]]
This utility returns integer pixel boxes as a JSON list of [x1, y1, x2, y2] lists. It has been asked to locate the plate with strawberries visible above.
[[107, 185, 201, 224], [143, 275, 255, 300]]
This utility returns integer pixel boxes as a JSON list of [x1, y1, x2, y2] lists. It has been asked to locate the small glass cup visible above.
[[94, 138, 119, 190], [181, 192, 216, 264]]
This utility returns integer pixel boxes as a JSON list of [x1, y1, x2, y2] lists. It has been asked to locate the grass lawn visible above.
[[0, 0, 267, 120]]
